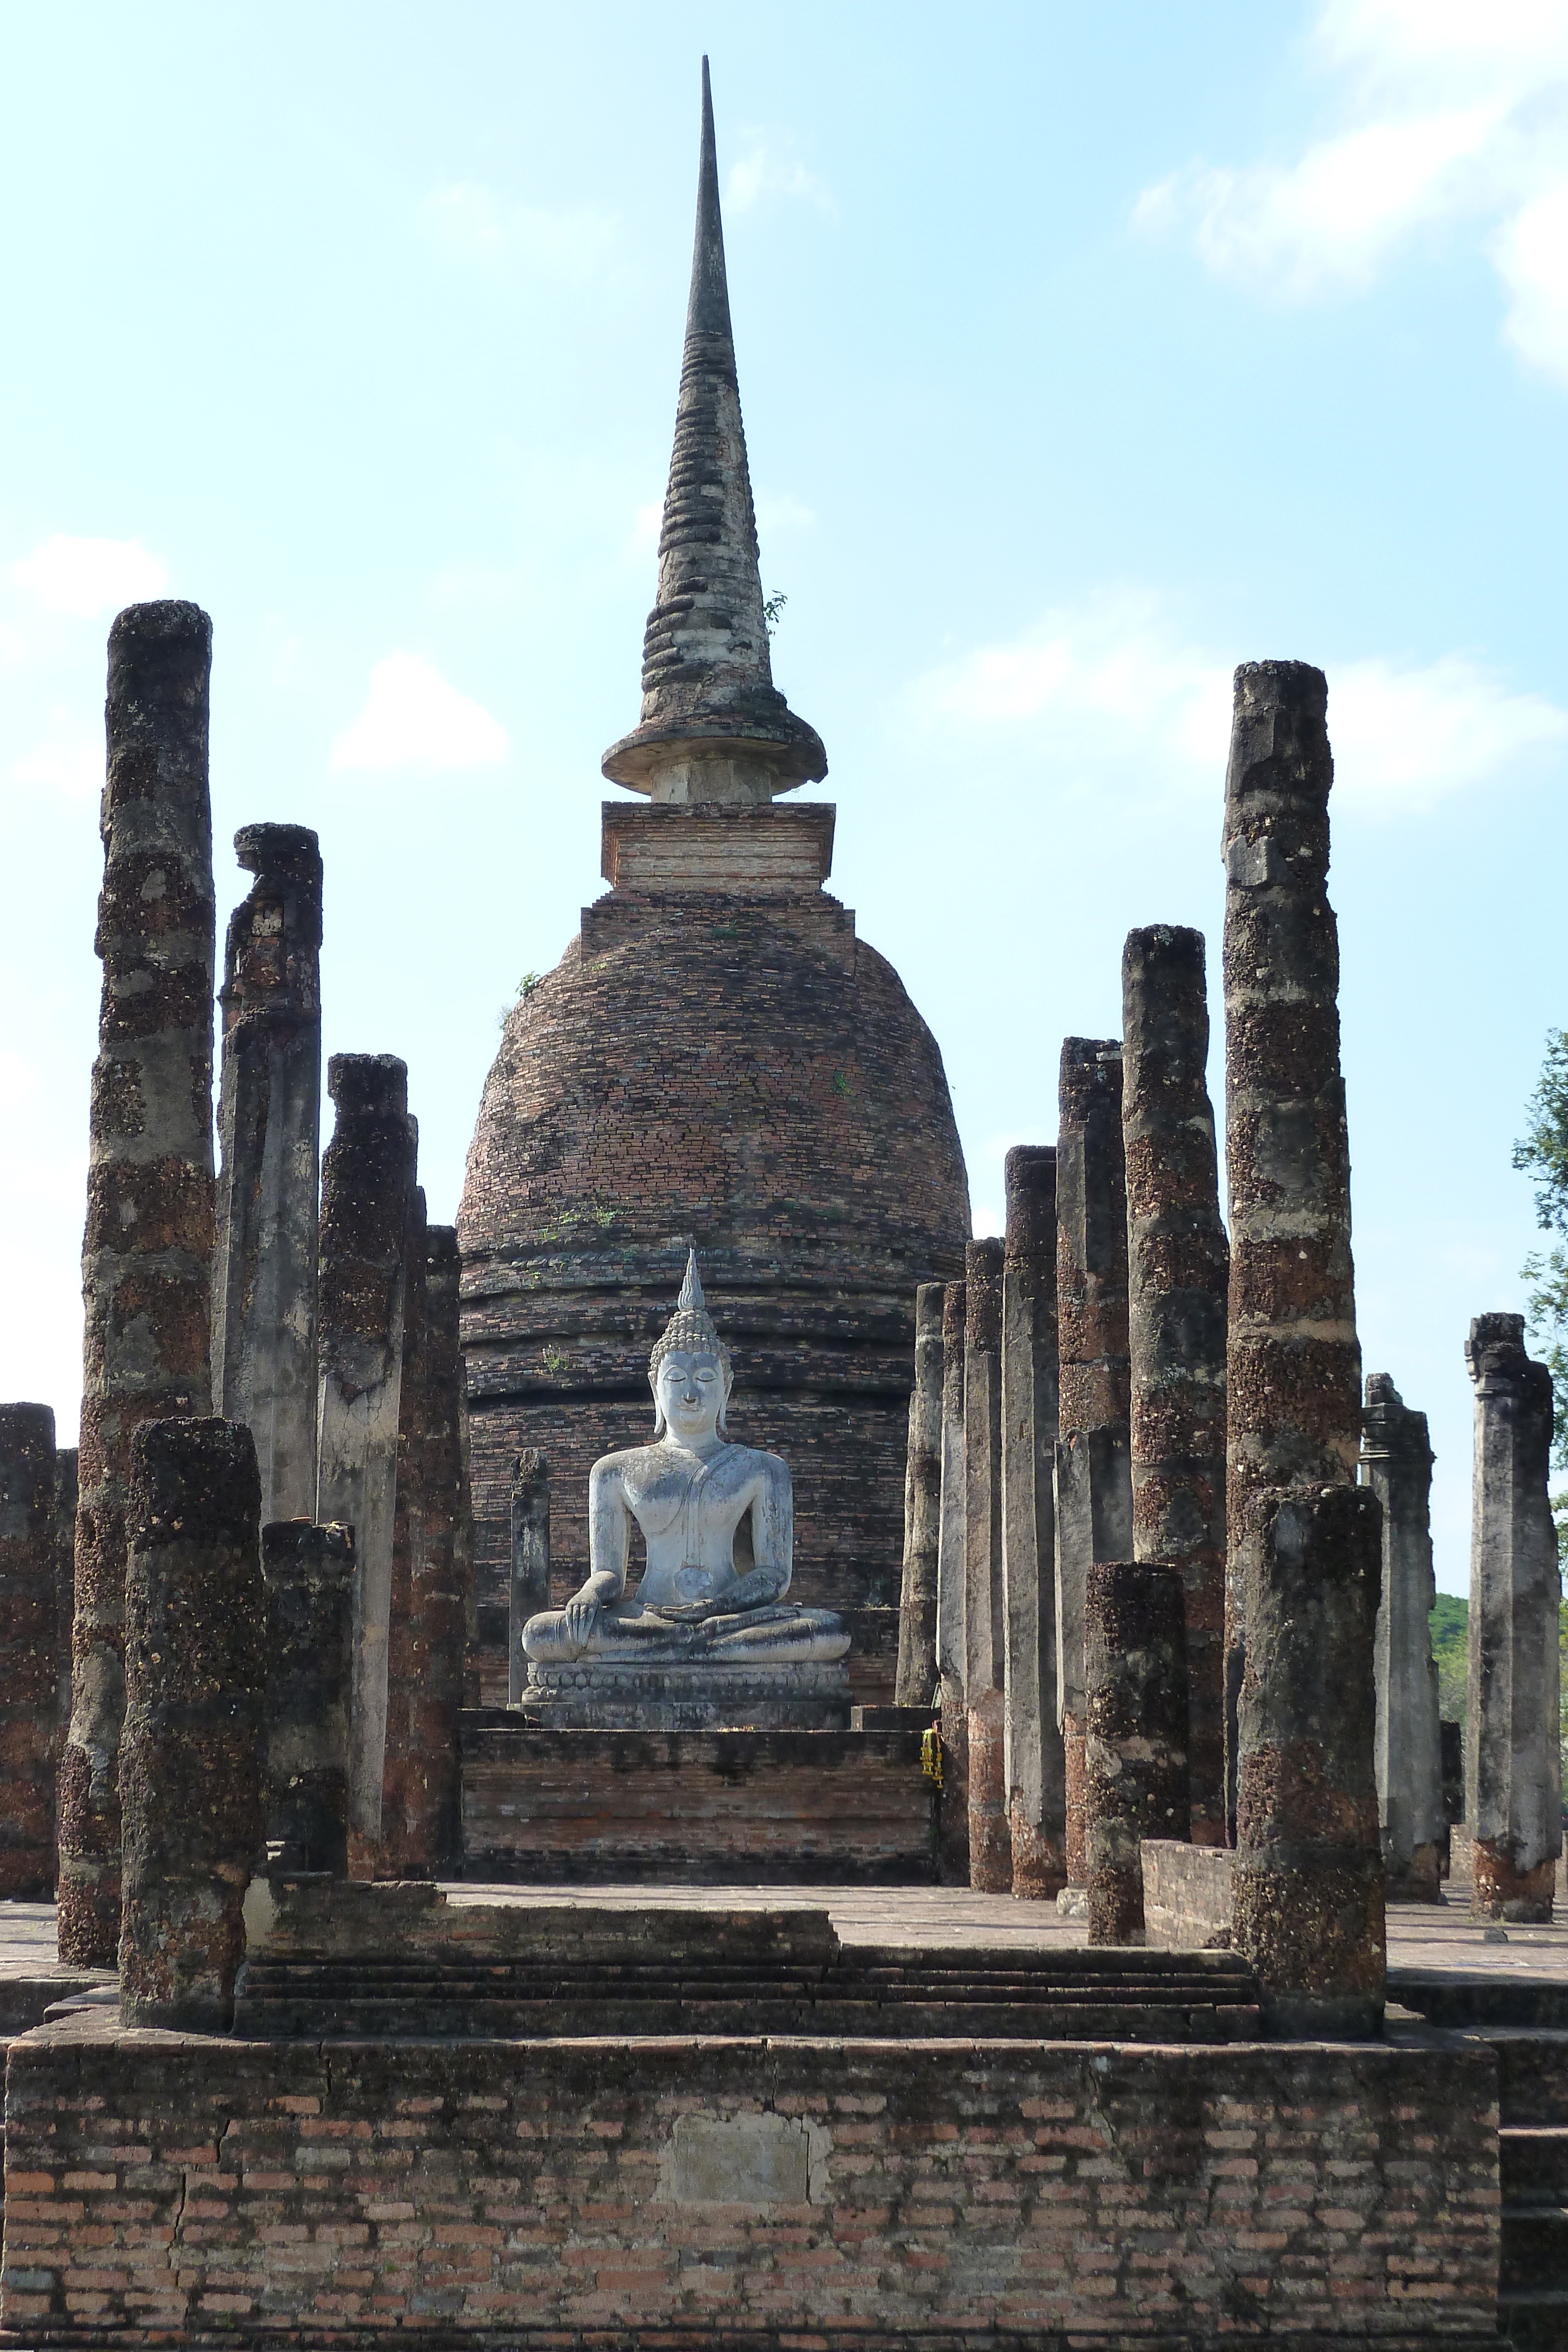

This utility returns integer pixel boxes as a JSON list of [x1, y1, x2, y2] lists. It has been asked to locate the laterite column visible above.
[[1233, 1483, 1385, 2034], [212, 823, 322, 1523], [1084, 1560, 1189, 1944], [964, 1240, 1010, 1890], [1001, 1148, 1066, 1897], [935, 1278, 969, 1882], [262, 1519, 355, 1875], [120, 1418, 265, 2030], [895, 1283, 944, 1708], [1222, 661, 1362, 1839], [1055, 1037, 1133, 1886], [0, 1405, 60, 1897], [60, 600, 216, 1965], [316, 1053, 416, 1857], [509, 1449, 551, 1703], [1359, 1374, 1444, 1902], [1465, 1313, 1560, 1922], [406, 1225, 468, 1871], [1121, 925, 1228, 1847]]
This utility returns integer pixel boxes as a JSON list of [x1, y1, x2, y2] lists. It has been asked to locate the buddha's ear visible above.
[[650, 1371, 664, 1436], [717, 1360, 733, 1436]]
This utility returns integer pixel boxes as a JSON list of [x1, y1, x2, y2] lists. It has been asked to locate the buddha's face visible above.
[[654, 1349, 729, 1443]]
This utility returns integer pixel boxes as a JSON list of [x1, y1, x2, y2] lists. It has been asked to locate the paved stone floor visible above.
[[4, 1885, 1565, 1986]]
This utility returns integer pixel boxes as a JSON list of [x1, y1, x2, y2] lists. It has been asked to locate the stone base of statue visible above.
[[519, 1657, 852, 1732]]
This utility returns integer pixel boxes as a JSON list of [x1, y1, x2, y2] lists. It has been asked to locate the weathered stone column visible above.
[[399, 1224, 467, 1872], [935, 1277, 969, 1882], [52, 1447, 78, 1779], [1359, 1375, 1445, 1902], [262, 1519, 354, 1875], [1084, 1560, 1189, 1944], [895, 1283, 944, 1708], [964, 1239, 1011, 1891], [378, 1185, 429, 1879], [121, 1417, 265, 2031], [1465, 1313, 1561, 1922], [1001, 1148, 1066, 1897], [59, 600, 215, 1965], [1121, 926, 1229, 1848], [212, 823, 322, 1524], [1055, 1037, 1133, 1886], [0, 1406, 60, 1898], [509, 1448, 551, 1704], [316, 1053, 416, 1856], [1222, 661, 1361, 1839], [1233, 1484, 1385, 2036]]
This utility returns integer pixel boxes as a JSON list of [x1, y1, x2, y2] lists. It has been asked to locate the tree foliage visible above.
[[1515, 1029, 1568, 1466]]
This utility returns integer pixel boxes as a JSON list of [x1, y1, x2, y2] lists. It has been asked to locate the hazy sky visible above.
[[3, 1, 1566, 1591]]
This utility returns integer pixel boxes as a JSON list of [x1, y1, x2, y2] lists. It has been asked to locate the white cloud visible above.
[[755, 493, 817, 534], [908, 591, 1567, 816], [1494, 180, 1568, 377], [422, 184, 616, 273], [11, 534, 168, 619], [1134, 0, 1568, 380], [0, 1046, 39, 1110], [629, 501, 664, 558], [11, 726, 102, 801], [726, 133, 834, 217], [1329, 652, 1568, 808], [329, 653, 509, 774]]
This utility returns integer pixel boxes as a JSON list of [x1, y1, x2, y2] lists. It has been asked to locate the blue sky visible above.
[[2, 1, 1566, 1591]]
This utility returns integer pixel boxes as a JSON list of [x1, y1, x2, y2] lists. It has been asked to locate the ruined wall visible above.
[[2, 2021, 1499, 2344]]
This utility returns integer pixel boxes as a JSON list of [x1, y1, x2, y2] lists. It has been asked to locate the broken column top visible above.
[[1223, 662, 1332, 854], [915, 1281, 944, 1331], [965, 1240, 1003, 1349], [235, 820, 323, 906], [1059, 1037, 1122, 1116], [129, 1415, 260, 1545], [601, 58, 825, 806], [1465, 1312, 1531, 1378], [510, 1448, 548, 1495], [1362, 1374, 1433, 1463], [327, 1053, 409, 1120], [1004, 1147, 1057, 1259], [942, 1279, 968, 1351]]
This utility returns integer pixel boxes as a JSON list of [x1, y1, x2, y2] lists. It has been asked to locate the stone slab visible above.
[[0, 2012, 1500, 2346], [519, 1656, 851, 1730], [460, 1720, 938, 1882], [1142, 1839, 1235, 1947]]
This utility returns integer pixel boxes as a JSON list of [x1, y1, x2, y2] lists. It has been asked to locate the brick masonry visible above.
[[460, 1723, 938, 1884], [1, 2016, 1499, 2344]]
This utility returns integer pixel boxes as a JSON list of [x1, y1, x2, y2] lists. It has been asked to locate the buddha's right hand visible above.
[[562, 1588, 601, 1653]]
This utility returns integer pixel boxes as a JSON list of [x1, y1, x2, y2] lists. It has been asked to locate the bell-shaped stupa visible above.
[[459, 60, 970, 1701]]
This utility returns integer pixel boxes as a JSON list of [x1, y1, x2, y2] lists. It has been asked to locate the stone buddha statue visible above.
[[519, 1254, 849, 1723]]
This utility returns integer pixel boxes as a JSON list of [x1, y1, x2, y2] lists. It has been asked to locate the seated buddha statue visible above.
[[521, 1253, 848, 1668]]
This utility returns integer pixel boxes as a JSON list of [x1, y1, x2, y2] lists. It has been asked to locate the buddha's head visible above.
[[650, 1251, 734, 1438]]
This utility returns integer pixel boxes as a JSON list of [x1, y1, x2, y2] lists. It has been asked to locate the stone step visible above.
[[234, 1943, 1265, 2042], [1503, 2127, 1568, 2202], [234, 1987, 1265, 2042], [1502, 2206, 1568, 2294]]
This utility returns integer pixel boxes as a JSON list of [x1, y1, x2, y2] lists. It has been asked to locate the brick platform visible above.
[[1, 2013, 1500, 2346], [460, 1721, 940, 1883]]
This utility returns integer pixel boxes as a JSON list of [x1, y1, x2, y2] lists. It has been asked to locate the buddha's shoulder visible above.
[[590, 1442, 666, 1481]]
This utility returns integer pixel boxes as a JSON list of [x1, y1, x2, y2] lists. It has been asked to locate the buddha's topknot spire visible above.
[[602, 56, 827, 806]]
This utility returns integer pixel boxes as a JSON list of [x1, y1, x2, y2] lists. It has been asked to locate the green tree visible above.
[[1514, 1028, 1568, 1467]]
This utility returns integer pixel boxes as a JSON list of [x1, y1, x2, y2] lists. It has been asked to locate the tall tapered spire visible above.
[[602, 56, 826, 805]]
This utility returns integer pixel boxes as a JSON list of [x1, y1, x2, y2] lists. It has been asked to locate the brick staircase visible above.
[[1391, 1969, 1568, 2352], [235, 1937, 1263, 2040]]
